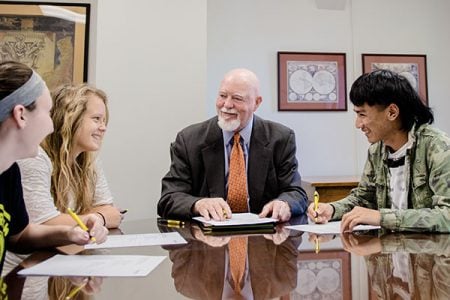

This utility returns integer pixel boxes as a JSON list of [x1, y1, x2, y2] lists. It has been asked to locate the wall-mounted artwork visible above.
[[0, 1, 90, 90], [362, 53, 428, 105], [278, 52, 347, 111]]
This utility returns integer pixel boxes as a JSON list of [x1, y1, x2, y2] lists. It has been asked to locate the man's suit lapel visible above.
[[201, 119, 226, 198], [248, 116, 271, 207]]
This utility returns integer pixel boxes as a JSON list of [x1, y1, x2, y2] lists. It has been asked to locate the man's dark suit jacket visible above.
[[158, 115, 307, 219], [168, 235, 300, 300]]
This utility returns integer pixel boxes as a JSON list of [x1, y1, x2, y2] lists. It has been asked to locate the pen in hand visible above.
[[314, 191, 320, 222], [67, 208, 96, 243], [222, 207, 232, 220]]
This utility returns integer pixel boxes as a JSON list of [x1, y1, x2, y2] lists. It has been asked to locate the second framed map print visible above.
[[362, 53, 428, 105]]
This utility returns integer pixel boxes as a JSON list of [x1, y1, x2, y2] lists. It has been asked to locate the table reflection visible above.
[[48, 276, 103, 300], [4, 216, 450, 300], [345, 233, 450, 300], [3, 251, 104, 300], [161, 222, 304, 300]]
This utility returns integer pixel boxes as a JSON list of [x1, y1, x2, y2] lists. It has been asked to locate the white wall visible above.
[[207, 0, 358, 178], [95, 0, 207, 220], [350, 0, 450, 168], [207, 0, 450, 180], [15, 0, 449, 220]]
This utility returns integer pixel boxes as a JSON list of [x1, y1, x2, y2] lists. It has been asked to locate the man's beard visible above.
[[217, 114, 240, 132]]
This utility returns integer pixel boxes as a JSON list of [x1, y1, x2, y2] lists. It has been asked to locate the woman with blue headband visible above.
[[0, 61, 108, 274]]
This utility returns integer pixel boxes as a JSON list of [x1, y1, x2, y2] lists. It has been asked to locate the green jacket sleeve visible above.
[[380, 132, 450, 232], [332, 127, 450, 232]]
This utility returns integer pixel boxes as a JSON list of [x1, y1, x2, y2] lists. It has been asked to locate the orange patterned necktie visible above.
[[227, 133, 248, 295], [227, 133, 248, 212]]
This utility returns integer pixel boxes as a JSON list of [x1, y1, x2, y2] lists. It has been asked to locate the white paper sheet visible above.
[[193, 213, 277, 227], [286, 221, 380, 234], [84, 232, 186, 249], [18, 255, 166, 277]]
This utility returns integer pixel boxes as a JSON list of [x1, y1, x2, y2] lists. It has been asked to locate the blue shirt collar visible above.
[[223, 115, 253, 146]]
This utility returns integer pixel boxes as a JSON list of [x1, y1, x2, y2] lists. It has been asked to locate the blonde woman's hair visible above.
[[41, 83, 109, 213]]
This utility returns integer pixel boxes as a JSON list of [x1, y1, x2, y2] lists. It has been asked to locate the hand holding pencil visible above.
[[67, 209, 108, 244], [307, 194, 334, 224]]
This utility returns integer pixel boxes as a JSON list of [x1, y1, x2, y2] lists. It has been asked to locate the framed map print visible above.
[[0, 1, 90, 90], [362, 53, 428, 105], [278, 52, 347, 111]]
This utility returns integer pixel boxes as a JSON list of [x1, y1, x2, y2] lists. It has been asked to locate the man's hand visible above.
[[307, 202, 333, 224], [259, 200, 291, 222], [341, 233, 382, 256], [341, 206, 381, 232], [263, 224, 290, 245], [191, 225, 231, 247], [193, 198, 232, 221]]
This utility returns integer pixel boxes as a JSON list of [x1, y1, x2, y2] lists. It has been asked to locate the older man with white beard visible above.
[[158, 68, 307, 222]]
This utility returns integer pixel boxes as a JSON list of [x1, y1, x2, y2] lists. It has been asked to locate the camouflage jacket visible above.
[[331, 123, 450, 232]]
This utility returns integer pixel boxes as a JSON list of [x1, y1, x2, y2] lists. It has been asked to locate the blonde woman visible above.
[[21, 83, 122, 228], [4, 83, 120, 275], [0, 61, 107, 274]]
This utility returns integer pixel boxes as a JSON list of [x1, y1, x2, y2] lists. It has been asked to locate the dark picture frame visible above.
[[278, 52, 347, 111], [290, 250, 351, 299], [0, 1, 90, 90], [362, 53, 428, 105]]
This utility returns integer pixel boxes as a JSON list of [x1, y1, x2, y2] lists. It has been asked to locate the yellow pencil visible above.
[[315, 236, 320, 254], [67, 208, 96, 243], [65, 281, 87, 300], [314, 191, 320, 223]]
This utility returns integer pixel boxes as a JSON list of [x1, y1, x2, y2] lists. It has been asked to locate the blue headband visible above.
[[0, 71, 45, 122]]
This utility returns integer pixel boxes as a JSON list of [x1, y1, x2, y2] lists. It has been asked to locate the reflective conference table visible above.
[[3, 217, 450, 299]]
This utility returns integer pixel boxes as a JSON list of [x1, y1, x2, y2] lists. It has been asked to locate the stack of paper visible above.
[[19, 232, 187, 277], [193, 213, 277, 235], [18, 255, 165, 277], [286, 221, 380, 234], [84, 232, 186, 249]]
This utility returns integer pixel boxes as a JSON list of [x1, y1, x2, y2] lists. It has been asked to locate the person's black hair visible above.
[[349, 69, 433, 131]]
